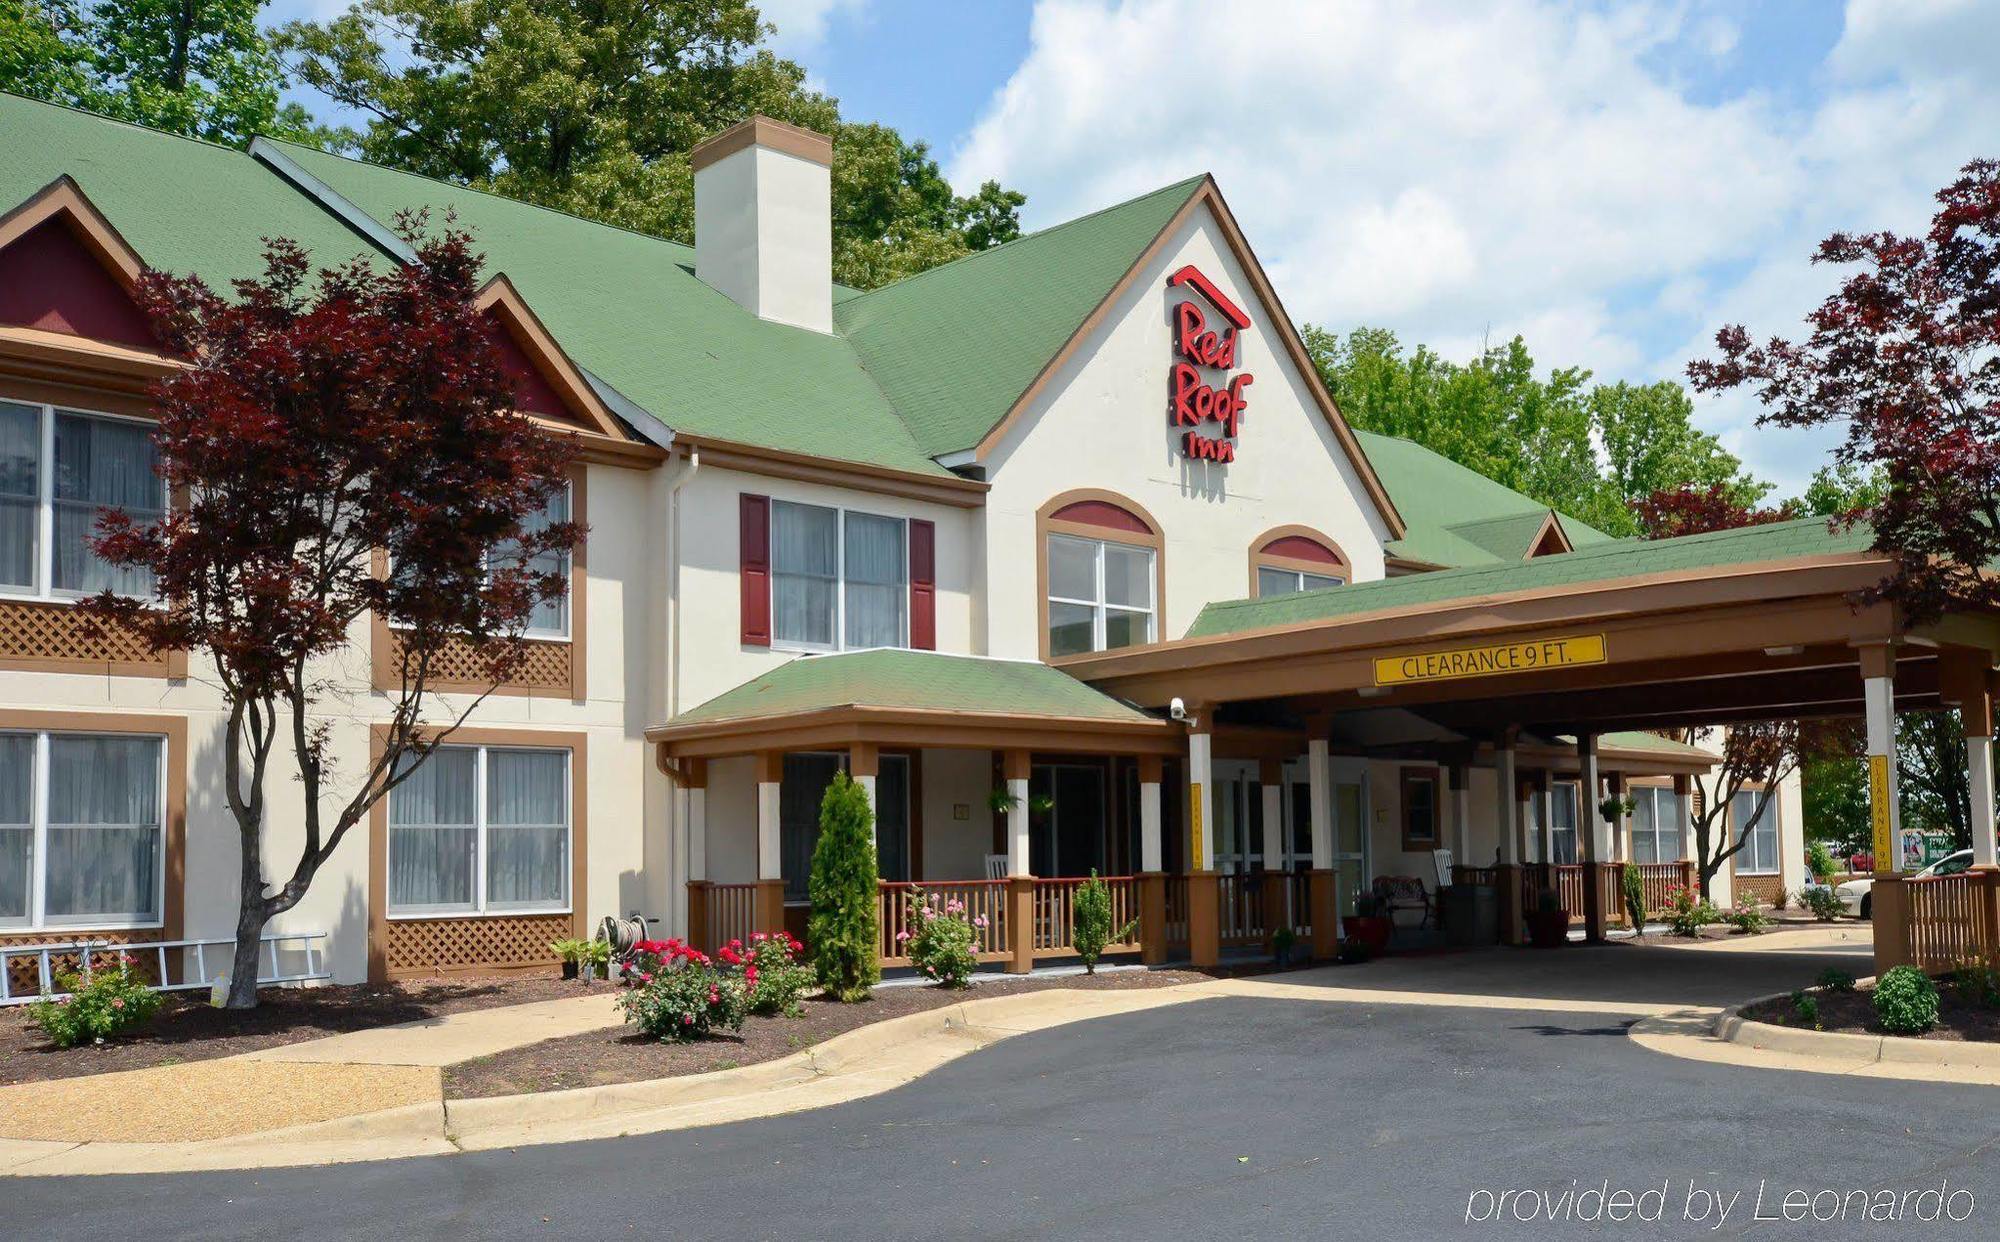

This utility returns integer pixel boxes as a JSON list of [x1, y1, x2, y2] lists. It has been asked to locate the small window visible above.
[[0, 397, 163, 601], [1630, 786, 1680, 863], [1256, 566, 1344, 597], [1251, 531, 1346, 598], [1047, 533, 1156, 656], [770, 500, 905, 651], [1731, 790, 1778, 875], [388, 744, 571, 916], [1549, 782, 1580, 864], [1400, 769, 1439, 851], [489, 484, 571, 639], [0, 730, 165, 930]]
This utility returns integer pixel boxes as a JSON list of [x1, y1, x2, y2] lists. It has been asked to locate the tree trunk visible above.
[[226, 807, 266, 1009]]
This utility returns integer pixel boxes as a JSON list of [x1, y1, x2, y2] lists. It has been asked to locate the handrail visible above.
[[0, 931, 331, 1005]]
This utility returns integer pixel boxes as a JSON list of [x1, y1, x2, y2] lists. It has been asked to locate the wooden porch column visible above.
[[1003, 749, 1034, 974], [1863, 644, 1905, 976], [849, 741, 879, 848], [1537, 772, 1555, 865], [1578, 734, 1606, 943], [1449, 764, 1471, 867], [1259, 758, 1290, 950], [1673, 775, 1696, 892], [1494, 738, 1521, 945], [1137, 755, 1167, 965], [1307, 735, 1338, 959], [682, 758, 708, 948], [1607, 772, 1629, 867], [1947, 655, 2000, 960], [755, 751, 785, 934], [1185, 707, 1220, 969]]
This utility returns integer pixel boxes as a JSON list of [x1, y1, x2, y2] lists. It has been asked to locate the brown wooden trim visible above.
[[0, 176, 148, 288], [676, 435, 986, 508], [1399, 766, 1442, 852], [1527, 512, 1573, 558], [0, 708, 186, 943], [1035, 488, 1169, 663], [690, 115, 833, 171], [367, 723, 589, 982], [474, 276, 630, 444], [968, 180, 1406, 541]]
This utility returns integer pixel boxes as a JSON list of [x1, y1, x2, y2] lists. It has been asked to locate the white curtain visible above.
[[1632, 789, 1658, 863], [1732, 791, 1777, 873], [485, 749, 567, 907], [493, 488, 570, 636], [772, 501, 836, 645], [1551, 784, 1579, 865], [0, 734, 30, 923], [843, 511, 904, 648], [53, 411, 160, 597], [0, 401, 38, 591], [44, 735, 160, 922], [389, 748, 477, 911]]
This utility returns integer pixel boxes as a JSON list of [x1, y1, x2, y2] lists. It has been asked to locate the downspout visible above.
[[667, 446, 700, 722]]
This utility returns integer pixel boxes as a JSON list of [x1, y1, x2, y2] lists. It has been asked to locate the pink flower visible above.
[[897, 930, 911, 942], [972, 916, 988, 929], [110, 998, 125, 1010]]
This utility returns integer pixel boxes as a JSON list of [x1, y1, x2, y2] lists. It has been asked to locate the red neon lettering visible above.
[[1181, 430, 1236, 462], [1174, 301, 1236, 369]]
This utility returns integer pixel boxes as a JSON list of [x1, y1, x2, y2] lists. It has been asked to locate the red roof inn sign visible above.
[[1167, 265, 1253, 463]]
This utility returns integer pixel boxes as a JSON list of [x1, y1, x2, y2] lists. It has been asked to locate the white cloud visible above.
[[951, 0, 1997, 498], [756, 0, 869, 56]]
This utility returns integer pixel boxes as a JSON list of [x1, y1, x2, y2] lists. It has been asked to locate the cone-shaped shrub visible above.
[[808, 771, 881, 1002], [1072, 869, 1136, 974]]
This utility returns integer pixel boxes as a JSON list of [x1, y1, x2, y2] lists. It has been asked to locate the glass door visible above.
[[1330, 761, 1370, 918], [1211, 759, 1259, 874]]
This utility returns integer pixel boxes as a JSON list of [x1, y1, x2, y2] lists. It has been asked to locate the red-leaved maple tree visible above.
[[81, 219, 579, 1008], [1628, 483, 1801, 541], [1688, 157, 2000, 626]]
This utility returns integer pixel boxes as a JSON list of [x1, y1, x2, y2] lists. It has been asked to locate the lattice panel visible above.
[[1, 929, 162, 996], [0, 599, 165, 669], [386, 632, 571, 692], [383, 913, 571, 978], [1734, 873, 1786, 909]]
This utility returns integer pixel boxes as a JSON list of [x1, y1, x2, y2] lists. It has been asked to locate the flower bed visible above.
[[1742, 965, 2000, 1043]]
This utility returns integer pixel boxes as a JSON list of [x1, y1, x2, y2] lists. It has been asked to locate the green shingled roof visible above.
[[1187, 516, 1875, 638], [1591, 731, 1714, 760], [834, 177, 1207, 458], [1357, 430, 1613, 568], [0, 94, 391, 290], [257, 138, 953, 478], [674, 649, 1160, 726]]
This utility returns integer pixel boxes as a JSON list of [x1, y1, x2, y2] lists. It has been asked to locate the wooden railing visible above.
[[1165, 874, 1190, 948], [1287, 870, 1314, 939], [1632, 862, 1692, 916], [1452, 865, 1499, 889], [876, 880, 1011, 966], [1218, 872, 1267, 946], [1902, 873, 1991, 972], [1030, 875, 1141, 957], [705, 882, 760, 950]]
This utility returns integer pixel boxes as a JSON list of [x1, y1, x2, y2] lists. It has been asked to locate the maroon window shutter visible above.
[[740, 494, 771, 647], [908, 518, 936, 650]]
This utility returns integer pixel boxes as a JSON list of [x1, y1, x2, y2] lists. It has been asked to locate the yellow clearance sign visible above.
[[1373, 634, 1607, 687], [1868, 753, 1895, 873]]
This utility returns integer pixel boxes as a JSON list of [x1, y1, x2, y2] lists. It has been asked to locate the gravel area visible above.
[[1, 974, 599, 1085], [0, 1061, 441, 1144], [1743, 980, 2000, 1042], [443, 968, 1210, 1100]]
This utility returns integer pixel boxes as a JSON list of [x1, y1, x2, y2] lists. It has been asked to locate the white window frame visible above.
[[1046, 532, 1157, 655], [1732, 788, 1779, 875], [1255, 565, 1345, 597], [491, 481, 573, 642], [769, 499, 908, 654], [386, 743, 573, 919], [0, 729, 167, 933], [1630, 785, 1680, 863], [0, 395, 164, 604]]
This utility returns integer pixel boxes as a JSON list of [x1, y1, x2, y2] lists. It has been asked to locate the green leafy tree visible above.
[[807, 770, 880, 1002], [277, 0, 1023, 289], [1801, 755, 1870, 857], [1071, 870, 1136, 974], [1, 0, 325, 146]]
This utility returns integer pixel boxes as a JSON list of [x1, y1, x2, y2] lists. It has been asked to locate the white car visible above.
[[1830, 848, 1973, 918]]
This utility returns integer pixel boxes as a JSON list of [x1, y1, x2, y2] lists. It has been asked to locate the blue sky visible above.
[[264, 1, 1999, 500]]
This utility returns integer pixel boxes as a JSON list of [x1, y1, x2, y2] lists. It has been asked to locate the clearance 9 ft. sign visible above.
[[1166, 265, 1253, 463]]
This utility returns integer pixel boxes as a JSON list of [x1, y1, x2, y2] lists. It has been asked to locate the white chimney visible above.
[[691, 115, 834, 334]]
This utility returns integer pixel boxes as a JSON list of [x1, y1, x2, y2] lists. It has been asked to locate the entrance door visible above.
[[1212, 759, 1260, 874], [1329, 761, 1370, 918], [1030, 763, 1107, 878]]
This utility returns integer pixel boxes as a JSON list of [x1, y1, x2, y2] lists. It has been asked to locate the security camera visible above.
[[1169, 697, 1188, 721]]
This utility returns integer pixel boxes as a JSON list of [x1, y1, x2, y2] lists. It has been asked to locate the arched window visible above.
[[1037, 491, 1164, 658], [1249, 526, 1348, 597]]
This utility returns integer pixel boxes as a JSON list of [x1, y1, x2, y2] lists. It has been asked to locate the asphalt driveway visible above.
[[10, 932, 1992, 1241]]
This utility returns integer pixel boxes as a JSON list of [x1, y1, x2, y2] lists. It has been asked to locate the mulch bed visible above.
[[1, 973, 588, 1085], [442, 968, 1211, 1100], [1743, 983, 2000, 1043]]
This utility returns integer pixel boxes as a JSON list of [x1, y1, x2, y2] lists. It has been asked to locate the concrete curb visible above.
[[1714, 988, 2000, 1072]]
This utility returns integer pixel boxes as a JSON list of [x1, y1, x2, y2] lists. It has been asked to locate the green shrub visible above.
[[732, 932, 814, 1017], [1806, 840, 1836, 885], [808, 770, 881, 1002], [1816, 967, 1856, 993], [1947, 960, 2000, 1009], [1872, 965, 1940, 1035], [1723, 896, 1769, 935], [1803, 886, 1844, 921], [27, 955, 164, 1049], [1665, 885, 1718, 937], [1620, 863, 1646, 931], [902, 889, 980, 987], [617, 943, 746, 1040], [1073, 870, 1138, 974], [1789, 990, 1821, 1029]]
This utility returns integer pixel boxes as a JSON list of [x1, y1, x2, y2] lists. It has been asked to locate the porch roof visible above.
[[649, 649, 1179, 759]]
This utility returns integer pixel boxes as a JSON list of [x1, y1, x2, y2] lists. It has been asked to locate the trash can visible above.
[[1442, 884, 1499, 947]]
